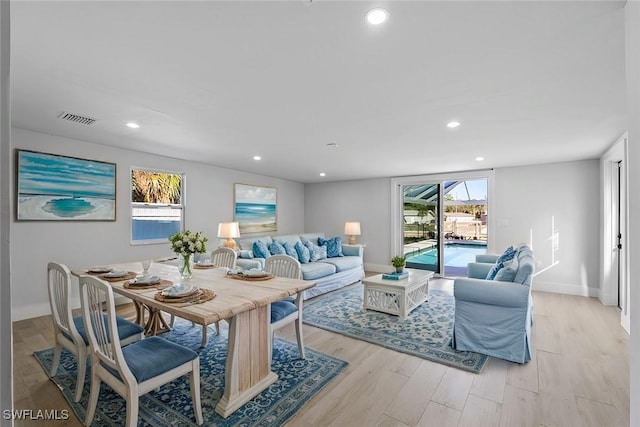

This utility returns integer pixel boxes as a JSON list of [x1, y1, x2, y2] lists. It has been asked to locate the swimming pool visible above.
[[405, 243, 487, 267]]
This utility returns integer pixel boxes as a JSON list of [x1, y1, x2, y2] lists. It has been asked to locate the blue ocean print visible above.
[[17, 150, 116, 220], [235, 202, 276, 232]]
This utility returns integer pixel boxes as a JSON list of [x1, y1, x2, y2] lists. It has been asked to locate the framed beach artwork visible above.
[[234, 183, 277, 233], [16, 149, 116, 221]]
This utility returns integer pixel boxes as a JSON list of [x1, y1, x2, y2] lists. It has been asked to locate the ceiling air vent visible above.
[[58, 112, 97, 126]]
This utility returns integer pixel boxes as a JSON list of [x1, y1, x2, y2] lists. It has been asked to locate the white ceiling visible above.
[[10, 1, 627, 183]]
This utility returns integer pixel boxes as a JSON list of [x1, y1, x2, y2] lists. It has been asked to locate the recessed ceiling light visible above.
[[475, 156, 485, 161], [319, 172, 326, 177], [125, 122, 140, 129], [253, 155, 261, 161], [327, 143, 339, 148], [446, 121, 461, 128], [366, 8, 388, 25]]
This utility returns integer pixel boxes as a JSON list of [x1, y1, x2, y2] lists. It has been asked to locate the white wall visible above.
[[304, 178, 391, 271], [493, 160, 599, 296], [625, 1, 639, 425], [11, 128, 305, 321], [305, 160, 600, 295]]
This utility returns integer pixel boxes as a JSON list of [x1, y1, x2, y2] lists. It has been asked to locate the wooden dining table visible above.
[[71, 260, 315, 418]]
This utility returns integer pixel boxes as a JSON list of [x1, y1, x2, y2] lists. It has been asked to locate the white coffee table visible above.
[[363, 269, 434, 319]]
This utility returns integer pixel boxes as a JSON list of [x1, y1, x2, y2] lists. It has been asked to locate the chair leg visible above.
[[295, 316, 305, 359], [190, 360, 204, 425], [73, 346, 87, 402], [126, 394, 139, 427], [84, 373, 100, 426], [169, 314, 176, 328], [49, 344, 62, 377]]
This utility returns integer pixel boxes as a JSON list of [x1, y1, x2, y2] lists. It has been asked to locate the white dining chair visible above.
[[80, 275, 203, 426], [264, 255, 305, 360], [211, 247, 237, 270], [47, 262, 144, 403]]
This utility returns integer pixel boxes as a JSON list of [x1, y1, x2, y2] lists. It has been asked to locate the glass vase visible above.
[[178, 253, 194, 279]]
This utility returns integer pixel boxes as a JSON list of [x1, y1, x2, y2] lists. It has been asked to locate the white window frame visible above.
[[130, 167, 185, 246]]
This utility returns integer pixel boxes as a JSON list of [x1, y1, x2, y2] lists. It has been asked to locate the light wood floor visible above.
[[12, 279, 629, 427]]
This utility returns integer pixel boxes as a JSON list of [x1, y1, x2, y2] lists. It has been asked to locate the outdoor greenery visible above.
[[131, 169, 182, 204]]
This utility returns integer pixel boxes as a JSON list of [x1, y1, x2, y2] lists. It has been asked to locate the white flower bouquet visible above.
[[169, 230, 208, 278]]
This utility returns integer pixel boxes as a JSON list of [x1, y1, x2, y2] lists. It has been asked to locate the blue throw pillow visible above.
[[253, 240, 271, 259], [238, 250, 254, 259], [268, 241, 286, 256], [304, 241, 327, 262], [318, 236, 344, 258], [486, 246, 517, 280], [282, 242, 299, 261], [294, 241, 310, 264], [494, 258, 518, 282]]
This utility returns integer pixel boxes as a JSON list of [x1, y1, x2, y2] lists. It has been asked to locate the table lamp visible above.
[[218, 221, 240, 251], [344, 221, 361, 245]]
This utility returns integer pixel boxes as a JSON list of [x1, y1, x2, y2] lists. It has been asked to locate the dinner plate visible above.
[[243, 269, 270, 278], [131, 275, 160, 285], [88, 266, 113, 273], [103, 270, 128, 278], [161, 284, 198, 298], [196, 262, 215, 267]]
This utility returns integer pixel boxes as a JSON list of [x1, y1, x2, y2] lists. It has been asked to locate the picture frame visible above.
[[16, 149, 116, 221], [234, 183, 277, 233]]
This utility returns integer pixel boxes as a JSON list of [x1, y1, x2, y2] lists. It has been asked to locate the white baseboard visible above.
[[532, 280, 600, 298]]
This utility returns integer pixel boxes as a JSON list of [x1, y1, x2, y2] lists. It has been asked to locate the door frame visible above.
[[601, 133, 629, 333], [390, 169, 495, 277]]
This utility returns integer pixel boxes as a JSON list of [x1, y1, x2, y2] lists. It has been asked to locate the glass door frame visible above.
[[390, 169, 496, 278]]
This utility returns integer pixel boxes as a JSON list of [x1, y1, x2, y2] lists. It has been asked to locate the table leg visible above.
[[215, 305, 277, 418], [143, 305, 171, 336]]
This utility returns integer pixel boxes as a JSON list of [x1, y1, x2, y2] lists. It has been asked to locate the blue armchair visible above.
[[452, 244, 534, 363]]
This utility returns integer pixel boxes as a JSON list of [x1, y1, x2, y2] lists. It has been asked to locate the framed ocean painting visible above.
[[16, 150, 116, 221], [234, 183, 277, 233]]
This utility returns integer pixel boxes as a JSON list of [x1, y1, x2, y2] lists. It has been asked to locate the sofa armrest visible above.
[[476, 254, 499, 263], [454, 278, 530, 308], [467, 262, 493, 279], [342, 244, 363, 258]]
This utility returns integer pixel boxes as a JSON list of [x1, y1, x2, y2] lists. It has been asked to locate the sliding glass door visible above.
[[402, 183, 443, 273]]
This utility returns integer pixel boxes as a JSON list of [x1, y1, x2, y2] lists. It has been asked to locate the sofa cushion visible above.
[[318, 256, 362, 273], [301, 262, 337, 280], [273, 234, 302, 246], [318, 236, 344, 258], [305, 241, 327, 262], [300, 233, 325, 244], [238, 249, 254, 259], [486, 246, 517, 280], [253, 240, 271, 259], [295, 241, 310, 264], [494, 258, 518, 282], [238, 235, 272, 251], [282, 242, 299, 261], [268, 241, 286, 255]]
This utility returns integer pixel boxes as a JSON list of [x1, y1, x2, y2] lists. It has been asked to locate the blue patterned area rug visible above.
[[33, 320, 347, 426], [303, 284, 488, 373]]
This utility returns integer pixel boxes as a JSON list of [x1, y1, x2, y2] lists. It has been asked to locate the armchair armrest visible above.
[[342, 244, 363, 257], [467, 262, 493, 279], [476, 254, 499, 264], [454, 278, 530, 308]]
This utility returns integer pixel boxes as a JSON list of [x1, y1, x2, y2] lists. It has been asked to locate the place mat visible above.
[[226, 273, 274, 281], [154, 288, 216, 304], [194, 264, 216, 270], [100, 271, 137, 282], [124, 279, 173, 289]]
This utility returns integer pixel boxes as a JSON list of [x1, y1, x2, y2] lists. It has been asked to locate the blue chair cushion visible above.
[[271, 300, 298, 323], [294, 241, 310, 264], [104, 336, 198, 383], [318, 237, 344, 258], [69, 315, 144, 345]]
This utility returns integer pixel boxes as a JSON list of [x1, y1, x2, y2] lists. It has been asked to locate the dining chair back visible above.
[[264, 255, 305, 360], [80, 275, 203, 426], [211, 247, 237, 269], [47, 262, 143, 402]]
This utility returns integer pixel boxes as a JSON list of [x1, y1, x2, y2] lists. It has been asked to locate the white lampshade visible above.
[[218, 222, 240, 250], [344, 222, 361, 245], [217, 222, 240, 239]]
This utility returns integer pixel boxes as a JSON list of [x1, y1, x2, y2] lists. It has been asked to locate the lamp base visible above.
[[348, 236, 356, 245], [223, 238, 238, 251]]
